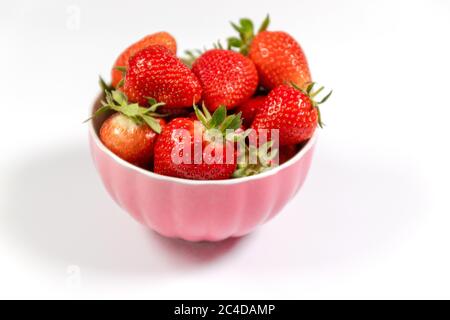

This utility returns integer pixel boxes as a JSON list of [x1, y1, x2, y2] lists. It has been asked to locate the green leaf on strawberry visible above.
[[228, 15, 270, 55], [291, 82, 332, 128], [227, 37, 242, 49], [113, 66, 127, 88], [193, 104, 243, 135], [181, 49, 204, 68], [208, 105, 226, 128], [99, 76, 113, 93], [85, 90, 166, 134], [258, 15, 270, 33], [233, 140, 279, 178]]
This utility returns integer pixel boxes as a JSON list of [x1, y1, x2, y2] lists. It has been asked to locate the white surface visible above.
[[0, 0, 449, 299]]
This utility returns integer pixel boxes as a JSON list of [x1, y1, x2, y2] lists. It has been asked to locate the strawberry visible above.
[[250, 31, 311, 90], [252, 83, 331, 146], [278, 145, 298, 165], [100, 113, 166, 168], [123, 45, 202, 108], [88, 90, 166, 167], [111, 32, 177, 88], [192, 49, 258, 111], [158, 106, 192, 119], [228, 16, 312, 90], [236, 95, 266, 127], [154, 105, 242, 180]]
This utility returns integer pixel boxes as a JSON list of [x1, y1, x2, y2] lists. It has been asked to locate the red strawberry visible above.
[[236, 95, 266, 127], [100, 113, 166, 168], [192, 49, 258, 111], [250, 31, 311, 90], [228, 16, 312, 90], [88, 90, 166, 168], [278, 145, 299, 165], [123, 45, 202, 108], [158, 106, 192, 119], [154, 105, 242, 180], [252, 83, 331, 146], [111, 32, 177, 88]]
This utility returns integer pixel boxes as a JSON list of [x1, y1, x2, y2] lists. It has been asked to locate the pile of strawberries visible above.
[[91, 16, 331, 180]]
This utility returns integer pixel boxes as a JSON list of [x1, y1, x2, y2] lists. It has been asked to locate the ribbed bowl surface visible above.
[[89, 96, 317, 241]]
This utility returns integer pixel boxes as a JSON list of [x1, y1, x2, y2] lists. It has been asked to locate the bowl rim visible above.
[[89, 98, 318, 186]]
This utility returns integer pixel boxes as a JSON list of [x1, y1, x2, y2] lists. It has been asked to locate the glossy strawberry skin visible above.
[[252, 85, 318, 146], [111, 32, 177, 88], [154, 118, 237, 180], [123, 45, 202, 108], [236, 96, 266, 127], [100, 113, 166, 168], [249, 31, 311, 90], [192, 49, 258, 111]]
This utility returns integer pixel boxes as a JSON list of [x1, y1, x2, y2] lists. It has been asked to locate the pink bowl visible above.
[[89, 97, 317, 242]]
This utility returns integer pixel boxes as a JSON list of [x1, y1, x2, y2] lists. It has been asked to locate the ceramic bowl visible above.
[[89, 96, 317, 242]]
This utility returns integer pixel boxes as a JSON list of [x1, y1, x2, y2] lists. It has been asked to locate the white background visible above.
[[0, 0, 449, 299]]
